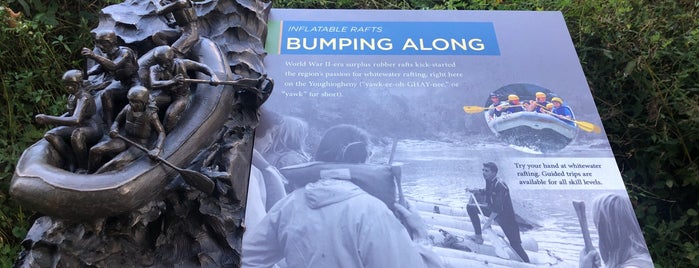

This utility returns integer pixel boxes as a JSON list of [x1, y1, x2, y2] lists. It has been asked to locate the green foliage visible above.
[[0, 191, 27, 268], [563, 1, 699, 266], [0, 6, 62, 266], [0, 0, 116, 264]]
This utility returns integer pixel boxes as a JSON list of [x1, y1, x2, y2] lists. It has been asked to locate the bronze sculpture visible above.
[[11, 0, 273, 266], [153, 0, 200, 57], [148, 45, 219, 131], [34, 70, 103, 172], [88, 85, 166, 173], [82, 29, 140, 128]]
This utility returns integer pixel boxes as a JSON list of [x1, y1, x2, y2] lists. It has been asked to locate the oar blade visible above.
[[116, 133, 215, 194], [463, 106, 486, 114], [179, 169, 215, 194], [575, 120, 601, 134]]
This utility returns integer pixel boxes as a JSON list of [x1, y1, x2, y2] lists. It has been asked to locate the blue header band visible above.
[[273, 21, 500, 55]]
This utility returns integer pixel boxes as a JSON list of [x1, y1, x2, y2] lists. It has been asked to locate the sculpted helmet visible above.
[[94, 30, 118, 44], [127, 86, 150, 103], [551, 97, 563, 104], [153, 46, 175, 64], [507, 94, 520, 101], [535, 92, 546, 98], [62, 69, 83, 84]]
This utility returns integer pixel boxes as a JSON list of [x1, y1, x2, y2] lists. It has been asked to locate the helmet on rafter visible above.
[[153, 46, 175, 65], [62, 69, 83, 84], [127, 86, 150, 103], [94, 30, 118, 44]]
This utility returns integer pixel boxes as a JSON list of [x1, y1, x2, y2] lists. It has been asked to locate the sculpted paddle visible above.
[[116, 134, 215, 194]]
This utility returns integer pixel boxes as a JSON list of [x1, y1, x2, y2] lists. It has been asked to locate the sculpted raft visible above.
[[11, 38, 236, 219], [10, 0, 272, 266]]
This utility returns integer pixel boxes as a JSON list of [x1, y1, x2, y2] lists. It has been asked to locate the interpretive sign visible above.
[[242, 9, 653, 268]]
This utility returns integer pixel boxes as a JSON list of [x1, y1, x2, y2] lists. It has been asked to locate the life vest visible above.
[[124, 106, 158, 141]]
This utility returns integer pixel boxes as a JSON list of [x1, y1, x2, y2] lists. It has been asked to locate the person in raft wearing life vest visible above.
[[501, 94, 525, 114], [488, 92, 506, 120], [242, 124, 442, 268], [527, 91, 550, 113], [550, 97, 576, 126], [81, 30, 140, 129], [148, 45, 220, 132], [88, 86, 166, 173], [467, 162, 530, 263]]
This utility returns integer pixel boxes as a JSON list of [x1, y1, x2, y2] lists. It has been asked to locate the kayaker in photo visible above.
[[466, 162, 530, 263], [243, 124, 441, 268], [579, 194, 653, 268], [550, 97, 576, 126], [34, 70, 103, 172]]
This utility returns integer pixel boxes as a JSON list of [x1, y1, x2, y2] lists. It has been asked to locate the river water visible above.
[[376, 139, 630, 267]]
